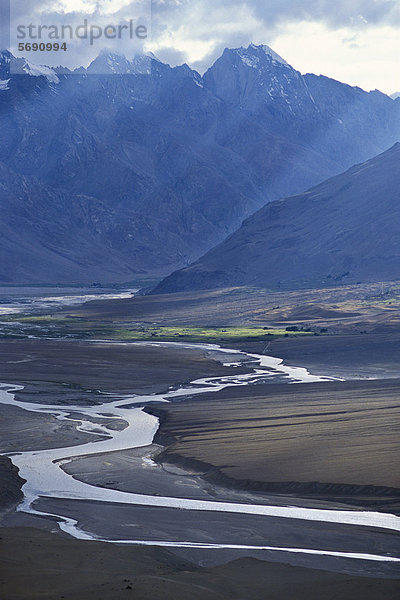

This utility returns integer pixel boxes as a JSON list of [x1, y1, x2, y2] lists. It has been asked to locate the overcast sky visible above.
[[8, 0, 400, 94]]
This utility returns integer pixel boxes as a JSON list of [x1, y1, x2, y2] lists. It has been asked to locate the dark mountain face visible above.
[[154, 143, 400, 293], [0, 45, 399, 284]]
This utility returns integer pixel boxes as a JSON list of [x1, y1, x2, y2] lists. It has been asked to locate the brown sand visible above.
[[0, 338, 247, 395], [65, 283, 400, 333], [0, 458, 24, 510], [150, 379, 400, 497], [1, 527, 399, 600], [0, 403, 111, 453], [267, 332, 400, 379]]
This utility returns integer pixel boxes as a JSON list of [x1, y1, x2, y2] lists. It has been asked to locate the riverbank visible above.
[[50, 283, 400, 380], [0, 457, 24, 511], [147, 378, 400, 514], [1, 433, 399, 598], [0, 338, 249, 397], [0, 331, 399, 597], [2, 526, 399, 600], [61, 283, 400, 334]]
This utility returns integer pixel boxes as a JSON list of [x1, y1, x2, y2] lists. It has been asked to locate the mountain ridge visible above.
[[153, 143, 400, 293], [0, 45, 399, 284]]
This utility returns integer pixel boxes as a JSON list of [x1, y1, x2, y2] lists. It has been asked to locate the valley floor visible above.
[[148, 379, 400, 513], [0, 286, 400, 598], [2, 526, 399, 600]]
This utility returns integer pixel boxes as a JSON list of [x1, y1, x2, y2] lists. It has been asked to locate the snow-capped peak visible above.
[[131, 53, 155, 75], [23, 60, 59, 84], [250, 44, 288, 65], [235, 44, 289, 68], [87, 50, 133, 73], [87, 50, 155, 75], [145, 51, 162, 63], [0, 79, 10, 91]]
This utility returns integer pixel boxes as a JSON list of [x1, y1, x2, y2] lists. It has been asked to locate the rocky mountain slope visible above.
[[154, 143, 400, 292], [1, 44, 399, 283]]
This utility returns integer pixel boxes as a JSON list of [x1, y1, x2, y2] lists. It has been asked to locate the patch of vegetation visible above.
[[18, 315, 68, 322], [3, 315, 316, 343], [109, 326, 313, 342]]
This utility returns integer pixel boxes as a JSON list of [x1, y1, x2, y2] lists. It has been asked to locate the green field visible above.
[[2, 316, 315, 342], [111, 325, 314, 342]]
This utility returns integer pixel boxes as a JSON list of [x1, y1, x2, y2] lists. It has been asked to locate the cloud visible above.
[[147, 1, 399, 77], [249, 0, 400, 28], [6, 0, 400, 93], [13, 1, 400, 33], [9, 1, 151, 69], [272, 21, 400, 94], [147, 0, 400, 93]]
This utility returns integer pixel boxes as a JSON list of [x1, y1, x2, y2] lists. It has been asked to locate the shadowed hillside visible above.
[[155, 143, 400, 293]]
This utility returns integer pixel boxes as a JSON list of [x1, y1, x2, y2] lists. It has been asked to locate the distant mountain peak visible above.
[[145, 51, 162, 63], [0, 50, 61, 83], [1, 43, 400, 287], [249, 43, 288, 65], [234, 43, 289, 68], [23, 60, 60, 83], [87, 50, 156, 75], [98, 49, 127, 61], [87, 51, 135, 74]]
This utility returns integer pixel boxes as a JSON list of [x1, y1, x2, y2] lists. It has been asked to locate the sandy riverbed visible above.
[[1, 338, 399, 597]]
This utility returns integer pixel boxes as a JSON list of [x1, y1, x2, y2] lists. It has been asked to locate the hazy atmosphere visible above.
[[1, 1, 399, 599], [7, 0, 400, 93]]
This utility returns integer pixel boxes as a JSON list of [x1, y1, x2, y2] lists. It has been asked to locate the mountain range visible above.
[[154, 143, 400, 293], [1, 44, 400, 284]]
